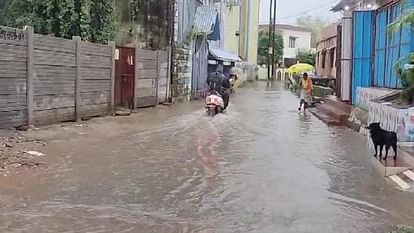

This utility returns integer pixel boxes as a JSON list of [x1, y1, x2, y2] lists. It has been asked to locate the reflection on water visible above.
[[1, 82, 414, 233]]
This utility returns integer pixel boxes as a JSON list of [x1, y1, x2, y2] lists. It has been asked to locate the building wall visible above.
[[341, 10, 353, 102], [316, 35, 337, 78], [239, 0, 260, 64], [279, 29, 312, 59], [223, 5, 241, 54]]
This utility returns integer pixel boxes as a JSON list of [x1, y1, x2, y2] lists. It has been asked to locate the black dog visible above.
[[368, 122, 398, 160]]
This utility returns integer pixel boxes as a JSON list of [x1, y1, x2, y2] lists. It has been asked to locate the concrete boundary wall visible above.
[[0, 25, 115, 129]]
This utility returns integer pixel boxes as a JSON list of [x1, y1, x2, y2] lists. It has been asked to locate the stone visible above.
[[4, 142, 14, 148], [115, 109, 131, 116]]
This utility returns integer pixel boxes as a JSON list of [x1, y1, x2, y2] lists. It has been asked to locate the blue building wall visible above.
[[351, 0, 414, 104], [352, 10, 375, 104], [374, 2, 412, 88]]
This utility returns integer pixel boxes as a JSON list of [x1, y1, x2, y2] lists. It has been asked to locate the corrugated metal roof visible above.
[[176, 0, 203, 43], [193, 6, 218, 34], [209, 47, 241, 62]]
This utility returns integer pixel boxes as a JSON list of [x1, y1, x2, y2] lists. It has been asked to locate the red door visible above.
[[115, 47, 135, 109]]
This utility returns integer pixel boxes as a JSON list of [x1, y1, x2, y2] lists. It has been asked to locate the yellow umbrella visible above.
[[287, 63, 314, 74]]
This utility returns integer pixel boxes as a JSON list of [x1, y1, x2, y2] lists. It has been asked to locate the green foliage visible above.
[[78, 0, 92, 41], [388, 0, 414, 35], [388, 0, 414, 104], [90, 0, 115, 43], [129, 0, 173, 49], [296, 49, 316, 66], [0, 0, 11, 25], [257, 30, 284, 65], [5, 0, 115, 43], [389, 225, 414, 233], [395, 54, 414, 104]]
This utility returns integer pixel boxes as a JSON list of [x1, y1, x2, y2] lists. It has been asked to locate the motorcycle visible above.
[[205, 91, 225, 117]]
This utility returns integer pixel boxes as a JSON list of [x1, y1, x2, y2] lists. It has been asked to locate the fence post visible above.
[[156, 51, 160, 105], [108, 41, 116, 114], [73, 36, 82, 122], [26, 26, 34, 126], [166, 46, 172, 102], [134, 43, 139, 109]]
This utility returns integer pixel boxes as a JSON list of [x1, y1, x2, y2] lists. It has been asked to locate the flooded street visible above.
[[1, 82, 414, 233]]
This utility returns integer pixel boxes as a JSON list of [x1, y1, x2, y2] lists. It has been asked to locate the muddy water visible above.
[[1, 82, 414, 233]]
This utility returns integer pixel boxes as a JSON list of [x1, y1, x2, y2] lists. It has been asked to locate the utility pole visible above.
[[271, 0, 277, 80], [267, 0, 274, 80]]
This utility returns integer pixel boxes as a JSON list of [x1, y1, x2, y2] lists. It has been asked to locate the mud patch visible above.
[[0, 131, 47, 173]]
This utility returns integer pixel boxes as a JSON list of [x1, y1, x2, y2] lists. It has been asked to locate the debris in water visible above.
[[115, 109, 131, 116], [24, 151, 45, 157], [4, 142, 14, 148]]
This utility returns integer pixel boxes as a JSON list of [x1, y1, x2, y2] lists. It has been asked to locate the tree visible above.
[[90, 0, 115, 43], [129, 0, 173, 49], [0, 0, 10, 25], [5, 0, 115, 43], [257, 30, 284, 66], [296, 15, 328, 48], [296, 49, 316, 66]]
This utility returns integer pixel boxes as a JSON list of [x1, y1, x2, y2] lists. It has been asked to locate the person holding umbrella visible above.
[[298, 72, 313, 112]]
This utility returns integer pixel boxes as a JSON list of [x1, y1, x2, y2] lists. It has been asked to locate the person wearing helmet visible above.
[[207, 65, 225, 94]]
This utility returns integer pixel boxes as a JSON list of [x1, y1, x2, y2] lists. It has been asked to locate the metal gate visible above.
[[191, 35, 209, 98], [352, 10, 375, 104], [115, 46, 135, 108], [374, 2, 412, 89]]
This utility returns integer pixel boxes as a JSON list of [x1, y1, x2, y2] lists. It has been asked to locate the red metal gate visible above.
[[115, 47, 135, 109]]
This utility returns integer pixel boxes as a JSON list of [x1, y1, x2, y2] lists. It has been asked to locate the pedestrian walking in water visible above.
[[298, 73, 313, 112]]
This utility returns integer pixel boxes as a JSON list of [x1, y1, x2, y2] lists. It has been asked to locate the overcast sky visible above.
[[259, 0, 341, 24]]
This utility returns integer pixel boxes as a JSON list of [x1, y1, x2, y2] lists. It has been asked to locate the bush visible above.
[[395, 54, 414, 105], [390, 225, 414, 233]]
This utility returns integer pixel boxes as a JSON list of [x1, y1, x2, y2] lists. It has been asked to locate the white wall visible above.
[[279, 29, 312, 59], [341, 10, 352, 102]]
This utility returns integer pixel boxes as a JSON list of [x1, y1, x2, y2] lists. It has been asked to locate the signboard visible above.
[[115, 49, 120, 60]]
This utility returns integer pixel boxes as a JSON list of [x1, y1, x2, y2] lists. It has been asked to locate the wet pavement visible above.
[[1, 82, 414, 233]]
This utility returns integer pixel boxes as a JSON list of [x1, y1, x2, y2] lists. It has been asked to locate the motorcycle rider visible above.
[[221, 73, 231, 110], [207, 65, 230, 110], [207, 65, 224, 93]]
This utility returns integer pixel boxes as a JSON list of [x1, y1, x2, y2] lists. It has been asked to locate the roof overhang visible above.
[[209, 47, 241, 62], [331, 0, 356, 12]]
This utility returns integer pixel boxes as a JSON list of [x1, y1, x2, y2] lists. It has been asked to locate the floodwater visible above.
[[1, 82, 414, 233]]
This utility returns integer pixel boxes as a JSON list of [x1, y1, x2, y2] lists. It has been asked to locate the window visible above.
[[316, 53, 319, 68], [322, 51, 326, 69], [289, 37, 296, 48], [330, 48, 335, 68]]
